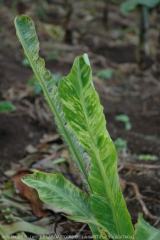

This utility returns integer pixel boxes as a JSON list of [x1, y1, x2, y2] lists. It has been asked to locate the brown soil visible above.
[[0, 115, 43, 175]]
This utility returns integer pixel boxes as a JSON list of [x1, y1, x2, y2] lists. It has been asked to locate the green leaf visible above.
[[21, 58, 30, 67], [115, 114, 130, 123], [114, 138, 127, 152], [65, 215, 102, 228], [27, 75, 42, 94], [98, 227, 109, 240], [135, 214, 160, 240], [33, 81, 42, 94], [115, 114, 132, 131], [52, 158, 66, 164], [83, 53, 94, 90], [0, 101, 15, 113], [14, 15, 92, 193], [89, 224, 105, 240], [96, 69, 113, 80], [58, 56, 134, 237], [65, 214, 107, 238], [125, 122, 132, 131], [22, 172, 94, 221], [27, 75, 43, 94], [138, 154, 158, 161], [121, 0, 160, 14], [51, 73, 61, 86]]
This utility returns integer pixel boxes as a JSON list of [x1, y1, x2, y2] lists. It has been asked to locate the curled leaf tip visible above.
[[83, 53, 90, 67]]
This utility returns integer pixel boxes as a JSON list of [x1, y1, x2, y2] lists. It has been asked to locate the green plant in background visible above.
[[27, 75, 43, 94], [51, 73, 61, 86], [121, 0, 160, 67], [13, 15, 160, 240], [0, 101, 15, 113], [138, 154, 158, 161], [37, 0, 48, 19], [27, 73, 61, 95], [0, 0, 4, 5], [96, 68, 113, 80], [0, 203, 28, 240], [114, 138, 127, 152], [46, 49, 61, 61], [115, 114, 132, 131], [21, 58, 30, 67]]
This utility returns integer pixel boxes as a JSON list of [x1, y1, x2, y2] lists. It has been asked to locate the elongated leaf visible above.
[[135, 214, 160, 240], [121, 0, 160, 14], [58, 56, 134, 238], [14, 15, 92, 192], [22, 172, 94, 221]]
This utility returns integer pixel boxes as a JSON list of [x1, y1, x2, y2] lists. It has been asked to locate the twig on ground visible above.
[[118, 163, 160, 170], [76, 224, 87, 238], [126, 181, 159, 220]]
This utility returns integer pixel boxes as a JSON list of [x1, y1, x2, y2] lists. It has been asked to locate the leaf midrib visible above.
[[77, 58, 122, 236]]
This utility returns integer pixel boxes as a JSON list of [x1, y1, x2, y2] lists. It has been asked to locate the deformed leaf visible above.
[[135, 214, 160, 240], [58, 56, 134, 237], [14, 15, 92, 192]]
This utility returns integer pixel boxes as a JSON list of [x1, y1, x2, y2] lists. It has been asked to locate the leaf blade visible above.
[[58, 56, 134, 237], [135, 214, 160, 240], [22, 172, 94, 220]]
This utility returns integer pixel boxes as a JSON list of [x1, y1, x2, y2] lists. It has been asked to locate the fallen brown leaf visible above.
[[11, 170, 49, 217]]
